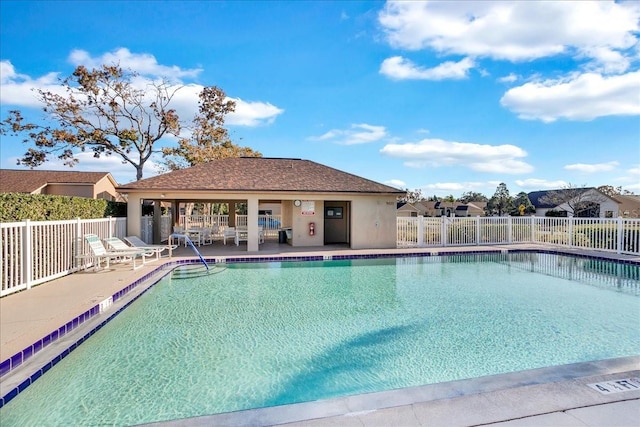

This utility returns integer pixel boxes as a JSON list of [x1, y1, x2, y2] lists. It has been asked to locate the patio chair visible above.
[[222, 227, 236, 245], [200, 228, 215, 245], [172, 226, 188, 247], [124, 236, 178, 258], [83, 234, 151, 271]]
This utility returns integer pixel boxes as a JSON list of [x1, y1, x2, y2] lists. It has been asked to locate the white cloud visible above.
[[416, 180, 499, 196], [380, 138, 534, 174], [2, 151, 163, 185], [380, 56, 474, 80], [500, 71, 640, 122], [0, 60, 63, 107], [384, 179, 406, 189], [227, 99, 284, 126], [68, 48, 202, 81], [0, 51, 284, 127], [514, 178, 569, 189], [498, 73, 518, 83], [564, 161, 619, 173], [378, 1, 640, 72], [310, 124, 387, 145]]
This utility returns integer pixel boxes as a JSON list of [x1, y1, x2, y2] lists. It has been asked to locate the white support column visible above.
[[127, 195, 143, 238], [247, 197, 259, 251]]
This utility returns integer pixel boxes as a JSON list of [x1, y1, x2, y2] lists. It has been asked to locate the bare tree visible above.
[[597, 185, 635, 197], [540, 184, 608, 217], [161, 86, 261, 170], [1, 65, 184, 181], [398, 188, 424, 204]]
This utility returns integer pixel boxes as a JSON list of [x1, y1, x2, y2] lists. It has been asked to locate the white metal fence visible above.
[[397, 216, 640, 255], [2, 215, 638, 297], [0, 217, 126, 297]]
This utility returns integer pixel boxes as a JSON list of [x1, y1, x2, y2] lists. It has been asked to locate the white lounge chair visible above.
[[124, 236, 177, 258], [83, 234, 150, 271], [104, 236, 159, 263]]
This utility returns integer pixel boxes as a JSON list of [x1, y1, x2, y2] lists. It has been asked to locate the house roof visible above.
[[528, 188, 593, 209], [0, 169, 117, 194], [611, 194, 640, 216], [117, 157, 405, 195]]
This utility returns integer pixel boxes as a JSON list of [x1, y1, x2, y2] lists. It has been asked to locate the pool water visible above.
[[1, 252, 639, 426]]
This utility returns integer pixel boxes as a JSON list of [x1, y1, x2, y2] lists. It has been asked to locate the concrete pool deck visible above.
[[1, 243, 639, 425]]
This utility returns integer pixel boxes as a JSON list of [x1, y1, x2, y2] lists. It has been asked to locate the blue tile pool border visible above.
[[1, 247, 638, 408]]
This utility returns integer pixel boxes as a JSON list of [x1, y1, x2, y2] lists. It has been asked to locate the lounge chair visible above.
[[124, 236, 177, 258], [83, 234, 151, 271]]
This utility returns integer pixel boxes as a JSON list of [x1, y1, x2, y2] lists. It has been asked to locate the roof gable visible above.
[[0, 169, 116, 194], [118, 158, 404, 194]]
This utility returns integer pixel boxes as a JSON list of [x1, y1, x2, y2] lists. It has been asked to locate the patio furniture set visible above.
[[173, 225, 265, 247]]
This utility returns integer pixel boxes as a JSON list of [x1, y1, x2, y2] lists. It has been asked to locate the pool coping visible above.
[[141, 356, 640, 427], [1, 246, 639, 412]]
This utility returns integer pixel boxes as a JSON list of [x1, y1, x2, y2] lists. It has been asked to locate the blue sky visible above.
[[1, 1, 639, 198]]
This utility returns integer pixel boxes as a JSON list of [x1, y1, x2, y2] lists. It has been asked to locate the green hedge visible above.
[[0, 193, 127, 222]]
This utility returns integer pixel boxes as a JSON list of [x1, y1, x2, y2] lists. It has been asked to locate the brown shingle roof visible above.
[[118, 158, 404, 194], [0, 169, 115, 193]]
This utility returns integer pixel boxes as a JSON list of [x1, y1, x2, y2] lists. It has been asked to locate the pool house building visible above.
[[116, 157, 405, 251]]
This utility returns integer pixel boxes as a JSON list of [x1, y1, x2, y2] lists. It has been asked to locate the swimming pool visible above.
[[1, 251, 638, 425]]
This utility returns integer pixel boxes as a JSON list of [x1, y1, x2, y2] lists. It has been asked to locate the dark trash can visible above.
[[278, 230, 287, 243]]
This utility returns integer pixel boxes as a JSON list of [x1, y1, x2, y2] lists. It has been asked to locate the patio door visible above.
[[324, 201, 349, 244]]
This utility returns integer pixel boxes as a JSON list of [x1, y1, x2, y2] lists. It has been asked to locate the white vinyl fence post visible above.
[[441, 216, 447, 246], [24, 219, 32, 290], [108, 216, 113, 237], [530, 216, 535, 243], [417, 217, 424, 247], [616, 217, 623, 254], [476, 216, 480, 245], [508, 216, 513, 244], [568, 217, 574, 248]]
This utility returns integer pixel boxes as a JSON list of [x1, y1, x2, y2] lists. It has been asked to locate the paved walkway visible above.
[[1, 244, 639, 426]]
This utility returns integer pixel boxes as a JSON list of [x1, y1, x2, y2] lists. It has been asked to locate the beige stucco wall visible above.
[[44, 184, 94, 198], [350, 196, 398, 249], [43, 177, 119, 200], [93, 176, 120, 200], [289, 199, 324, 247], [125, 191, 399, 250]]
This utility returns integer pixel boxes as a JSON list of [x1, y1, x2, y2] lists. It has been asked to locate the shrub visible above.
[[0, 193, 127, 222]]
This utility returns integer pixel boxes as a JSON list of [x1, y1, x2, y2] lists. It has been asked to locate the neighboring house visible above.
[[528, 188, 639, 218], [117, 157, 405, 251], [0, 169, 123, 201], [398, 201, 486, 217], [396, 202, 421, 217]]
